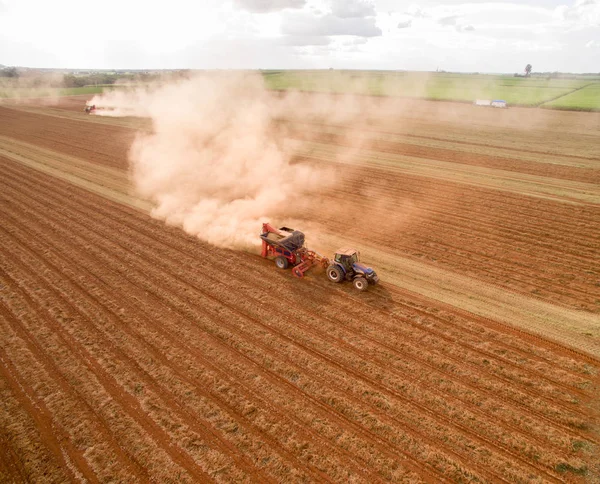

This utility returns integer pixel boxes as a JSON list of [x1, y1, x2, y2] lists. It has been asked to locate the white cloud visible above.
[[281, 11, 382, 37], [586, 39, 600, 47], [342, 36, 368, 45], [331, 0, 376, 18], [554, 0, 600, 29], [439, 15, 458, 26], [397, 19, 412, 29], [282, 35, 332, 45], [233, 0, 306, 13], [404, 5, 427, 18]]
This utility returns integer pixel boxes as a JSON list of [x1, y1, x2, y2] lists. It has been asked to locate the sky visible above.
[[0, 0, 598, 73]]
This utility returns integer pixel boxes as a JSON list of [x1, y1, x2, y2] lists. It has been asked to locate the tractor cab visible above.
[[334, 247, 360, 271]]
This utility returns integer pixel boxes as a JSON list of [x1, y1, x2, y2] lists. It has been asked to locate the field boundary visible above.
[[540, 83, 600, 112]]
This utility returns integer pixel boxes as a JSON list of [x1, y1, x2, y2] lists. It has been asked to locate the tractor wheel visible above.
[[327, 265, 343, 283], [353, 277, 368, 292], [275, 256, 289, 270]]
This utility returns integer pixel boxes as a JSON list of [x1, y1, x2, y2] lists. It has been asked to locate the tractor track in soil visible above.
[[0, 341, 93, 483], [2, 159, 596, 480], [0, 298, 150, 481], [0, 106, 133, 170], [297, 283, 598, 446], [288, 118, 600, 163], [0, 416, 30, 483], [373, 280, 599, 373], [288, 129, 600, 184], [379, 281, 600, 368], [0, 250, 219, 482], [324, 279, 600, 420]]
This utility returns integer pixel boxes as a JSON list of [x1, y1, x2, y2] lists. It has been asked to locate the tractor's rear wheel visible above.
[[275, 256, 289, 269], [353, 277, 368, 292], [327, 265, 343, 283]]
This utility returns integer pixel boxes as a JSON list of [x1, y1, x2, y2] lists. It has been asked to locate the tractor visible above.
[[260, 223, 379, 291], [326, 247, 379, 291]]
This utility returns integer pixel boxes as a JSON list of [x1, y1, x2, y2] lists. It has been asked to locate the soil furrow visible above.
[[0, 247, 216, 482]]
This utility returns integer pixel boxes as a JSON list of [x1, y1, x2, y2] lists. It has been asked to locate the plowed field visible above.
[[1, 96, 599, 482]]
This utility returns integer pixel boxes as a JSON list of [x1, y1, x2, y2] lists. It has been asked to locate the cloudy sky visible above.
[[0, 0, 598, 72]]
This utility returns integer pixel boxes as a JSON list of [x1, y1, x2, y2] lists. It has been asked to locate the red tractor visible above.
[[260, 223, 379, 291]]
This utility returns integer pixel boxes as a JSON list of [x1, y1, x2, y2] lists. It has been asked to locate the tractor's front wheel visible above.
[[275, 256, 289, 269], [327, 265, 343, 283], [353, 277, 368, 292]]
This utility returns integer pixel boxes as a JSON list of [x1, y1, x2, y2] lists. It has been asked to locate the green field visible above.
[[541, 84, 600, 111], [262, 70, 600, 110]]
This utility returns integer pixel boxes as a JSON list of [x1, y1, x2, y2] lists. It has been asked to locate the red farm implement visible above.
[[260, 223, 329, 278]]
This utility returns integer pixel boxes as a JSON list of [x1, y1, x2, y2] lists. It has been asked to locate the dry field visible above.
[[1, 95, 599, 482]]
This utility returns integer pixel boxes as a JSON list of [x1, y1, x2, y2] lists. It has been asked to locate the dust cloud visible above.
[[90, 73, 332, 250], [0, 72, 65, 104]]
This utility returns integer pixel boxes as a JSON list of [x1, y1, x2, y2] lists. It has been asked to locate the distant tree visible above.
[[0, 67, 19, 78], [63, 74, 87, 88], [525, 64, 532, 77]]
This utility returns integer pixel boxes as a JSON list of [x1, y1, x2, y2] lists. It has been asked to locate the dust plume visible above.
[[86, 87, 151, 117], [0, 71, 64, 104], [91, 70, 523, 254], [91, 73, 329, 250]]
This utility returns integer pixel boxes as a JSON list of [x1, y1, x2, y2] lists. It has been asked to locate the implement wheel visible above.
[[327, 265, 343, 283], [275, 256, 289, 269], [353, 277, 368, 292]]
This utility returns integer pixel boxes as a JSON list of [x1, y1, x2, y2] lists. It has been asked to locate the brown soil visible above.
[[1, 98, 599, 482]]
